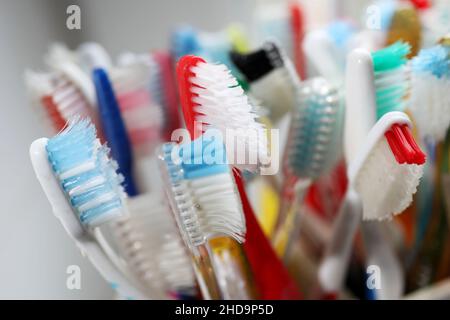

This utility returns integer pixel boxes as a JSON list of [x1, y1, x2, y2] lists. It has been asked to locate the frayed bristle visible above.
[[354, 136, 424, 221], [186, 60, 268, 172], [46, 118, 127, 228], [162, 141, 246, 249], [372, 42, 411, 119], [410, 45, 450, 141], [286, 78, 343, 179], [114, 194, 195, 293]]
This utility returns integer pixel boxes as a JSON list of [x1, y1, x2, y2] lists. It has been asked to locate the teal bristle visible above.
[[286, 78, 343, 179], [372, 42, 410, 72], [46, 119, 126, 228], [372, 42, 411, 119]]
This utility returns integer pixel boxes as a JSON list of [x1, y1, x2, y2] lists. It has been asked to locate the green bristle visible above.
[[372, 41, 411, 71]]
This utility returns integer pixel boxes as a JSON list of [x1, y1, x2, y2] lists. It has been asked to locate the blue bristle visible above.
[[412, 45, 450, 79], [287, 79, 342, 179], [46, 119, 126, 228], [178, 137, 229, 180], [93, 68, 138, 197]]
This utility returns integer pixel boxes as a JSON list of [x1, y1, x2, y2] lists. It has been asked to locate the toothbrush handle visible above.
[[209, 237, 258, 299], [192, 244, 223, 300], [78, 235, 148, 300], [233, 169, 302, 299], [318, 188, 361, 295]]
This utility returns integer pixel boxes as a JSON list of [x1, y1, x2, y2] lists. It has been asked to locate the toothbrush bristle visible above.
[[112, 62, 164, 156], [177, 55, 267, 172], [162, 140, 246, 248], [384, 124, 426, 165], [113, 193, 195, 294], [46, 118, 127, 228], [354, 134, 424, 221], [372, 42, 411, 119], [409, 44, 450, 141], [286, 78, 343, 179]]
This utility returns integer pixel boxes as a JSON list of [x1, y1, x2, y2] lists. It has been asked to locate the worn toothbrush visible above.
[[318, 48, 426, 297], [176, 55, 301, 299], [30, 119, 149, 299]]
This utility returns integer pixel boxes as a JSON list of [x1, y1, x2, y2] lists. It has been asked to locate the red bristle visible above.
[[41, 95, 66, 131], [385, 124, 426, 165], [393, 124, 417, 163], [289, 2, 306, 79], [176, 55, 206, 140], [400, 125, 426, 165], [385, 129, 407, 164]]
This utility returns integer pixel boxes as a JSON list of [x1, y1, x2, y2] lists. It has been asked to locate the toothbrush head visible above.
[[385, 6, 421, 57], [350, 111, 425, 220], [160, 137, 246, 251], [114, 193, 195, 295], [371, 41, 411, 119], [93, 68, 138, 197], [176, 55, 267, 172], [285, 77, 344, 179], [112, 60, 164, 156], [46, 118, 127, 228], [152, 51, 181, 139], [171, 26, 201, 62], [410, 44, 450, 141], [230, 42, 284, 83]]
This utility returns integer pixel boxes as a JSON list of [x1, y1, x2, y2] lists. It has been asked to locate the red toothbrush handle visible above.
[[233, 169, 302, 300], [289, 2, 306, 80]]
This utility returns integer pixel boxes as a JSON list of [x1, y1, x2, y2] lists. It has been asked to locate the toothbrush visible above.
[[230, 41, 300, 124], [160, 138, 251, 299], [371, 41, 411, 119], [289, 2, 306, 79], [151, 51, 182, 140], [409, 43, 450, 142], [29, 119, 148, 299], [176, 55, 301, 299], [385, 3, 422, 57], [273, 77, 344, 260], [113, 192, 197, 299], [302, 20, 355, 87], [24, 59, 98, 132], [111, 59, 164, 192], [24, 70, 67, 132], [318, 48, 426, 297], [92, 68, 138, 197]]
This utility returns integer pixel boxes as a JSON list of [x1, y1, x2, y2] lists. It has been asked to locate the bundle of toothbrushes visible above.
[[25, 0, 450, 300]]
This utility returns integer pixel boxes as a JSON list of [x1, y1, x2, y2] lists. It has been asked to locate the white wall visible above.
[[0, 0, 111, 299]]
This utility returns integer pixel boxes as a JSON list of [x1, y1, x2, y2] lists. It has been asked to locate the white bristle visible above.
[[114, 194, 195, 293], [52, 74, 92, 120], [374, 65, 410, 115], [112, 62, 164, 155], [354, 137, 423, 221], [45, 43, 77, 67], [24, 70, 53, 102], [410, 72, 450, 141], [190, 62, 268, 172]]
